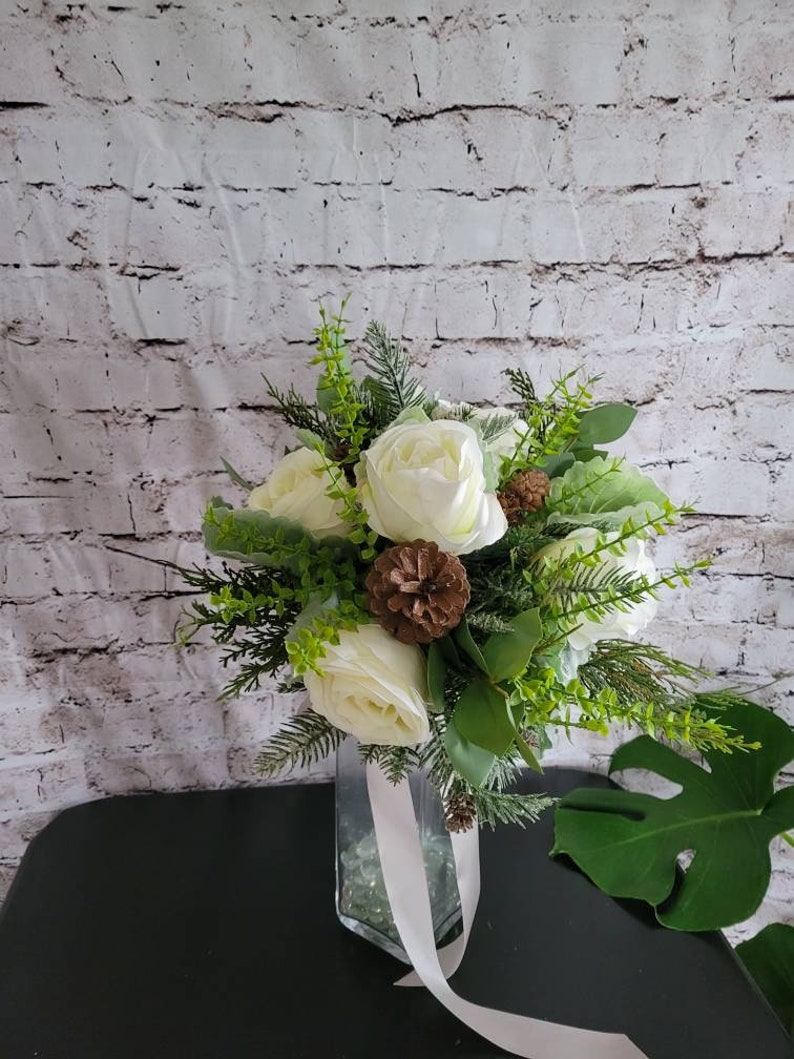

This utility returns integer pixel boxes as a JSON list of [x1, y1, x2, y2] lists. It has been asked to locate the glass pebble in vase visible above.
[[335, 736, 462, 962]]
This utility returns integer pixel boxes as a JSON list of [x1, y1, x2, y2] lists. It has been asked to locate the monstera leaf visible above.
[[737, 924, 794, 1036], [552, 701, 794, 931]]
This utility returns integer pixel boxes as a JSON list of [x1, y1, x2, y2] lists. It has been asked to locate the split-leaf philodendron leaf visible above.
[[552, 700, 794, 931], [736, 923, 794, 1037]]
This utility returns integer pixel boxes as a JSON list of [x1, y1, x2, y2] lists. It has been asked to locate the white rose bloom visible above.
[[303, 624, 430, 746], [431, 400, 528, 462], [536, 527, 658, 651], [248, 447, 348, 539], [357, 418, 508, 555]]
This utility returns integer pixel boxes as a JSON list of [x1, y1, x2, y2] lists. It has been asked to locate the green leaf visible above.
[[294, 429, 327, 453], [570, 444, 609, 463], [316, 378, 337, 413], [443, 719, 496, 788], [427, 642, 447, 714], [552, 700, 794, 931], [737, 924, 794, 1037], [389, 405, 431, 428], [538, 452, 575, 478], [538, 447, 605, 479], [453, 618, 491, 675], [545, 455, 670, 530], [481, 608, 543, 683], [514, 732, 544, 773], [220, 457, 254, 492], [453, 678, 516, 756], [437, 634, 462, 669], [577, 403, 637, 445]]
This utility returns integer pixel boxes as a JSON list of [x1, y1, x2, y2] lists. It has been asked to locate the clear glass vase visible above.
[[335, 736, 462, 963]]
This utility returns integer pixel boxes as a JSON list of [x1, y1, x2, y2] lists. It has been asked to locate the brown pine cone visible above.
[[498, 468, 551, 525], [444, 792, 476, 833], [365, 540, 471, 645]]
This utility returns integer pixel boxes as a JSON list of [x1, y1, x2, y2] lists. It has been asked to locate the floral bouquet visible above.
[[179, 300, 794, 1057], [182, 299, 754, 826]]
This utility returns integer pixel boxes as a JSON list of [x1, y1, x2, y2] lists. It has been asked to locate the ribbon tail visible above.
[[396, 819, 480, 986], [366, 763, 648, 1059]]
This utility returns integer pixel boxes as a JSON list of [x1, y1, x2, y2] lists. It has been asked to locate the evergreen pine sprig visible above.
[[578, 640, 707, 701], [358, 744, 420, 784], [262, 377, 335, 443], [359, 321, 426, 429], [465, 787, 555, 829], [255, 711, 343, 777]]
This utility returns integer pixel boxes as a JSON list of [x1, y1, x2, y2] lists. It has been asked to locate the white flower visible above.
[[248, 447, 348, 539], [302, 624, 430, 747], [357, 418, 508, 555], [431, 400, 528, 462], [536, 527, 658, 651]]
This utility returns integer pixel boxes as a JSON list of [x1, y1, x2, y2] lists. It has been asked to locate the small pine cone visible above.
[[444, 793, 476, 833], [498, 468, 551, 525], [365, 540, 471, 645]]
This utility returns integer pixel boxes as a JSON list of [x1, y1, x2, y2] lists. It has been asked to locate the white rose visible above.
[[536, 527, 658, 651], [248, 447, 348, 539], [431, 399, 528, 462], [357, 418, 508, 555], [303, 624, 430, 746]]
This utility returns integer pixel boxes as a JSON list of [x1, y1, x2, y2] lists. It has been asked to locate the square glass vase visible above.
[[334, 736, 463, 963]]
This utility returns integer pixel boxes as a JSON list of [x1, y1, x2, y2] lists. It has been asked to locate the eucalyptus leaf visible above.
[[427, 642, 447, 714], [577, 403, 637, 445], [481, 608, 543, 683], [545, 455, 670, 530], [737, 923, 794, 1036], [220, 457, 255, 492], [514, 732, 544, 774], [437, 633, 462, 669], [552, 701, 794, 931], [453, 619, 491, 675], [443, 720, 496, 788], [453, 678, 516, 756], [316, 379, 337, 413], [538, 452, 576, 478], [294, 429, 327, 453]]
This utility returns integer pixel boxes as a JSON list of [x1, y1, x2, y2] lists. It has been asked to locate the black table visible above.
[[0, 769, 791, 1059]]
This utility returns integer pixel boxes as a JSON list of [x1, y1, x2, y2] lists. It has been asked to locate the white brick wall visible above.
[[1, 1, 792, 943]]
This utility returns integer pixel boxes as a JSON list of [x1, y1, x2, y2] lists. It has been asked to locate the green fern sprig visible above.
[[312, 298, 369, 455]]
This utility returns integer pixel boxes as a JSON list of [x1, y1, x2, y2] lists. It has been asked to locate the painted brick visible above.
[[1, 0, 792, 932], [629, 18, 734, 101], [735, 26, 794, 100], [700, 189, 789, 257]]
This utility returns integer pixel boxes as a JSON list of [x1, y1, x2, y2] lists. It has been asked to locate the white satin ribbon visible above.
[[366, 763, 648, 1059], [395, 818, 479, 987]]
